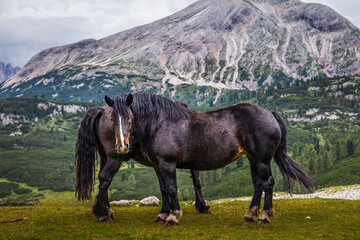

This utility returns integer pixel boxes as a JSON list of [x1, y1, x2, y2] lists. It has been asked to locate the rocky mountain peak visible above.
[[1, 0, 360, 99], [0, 62, 20, 84]]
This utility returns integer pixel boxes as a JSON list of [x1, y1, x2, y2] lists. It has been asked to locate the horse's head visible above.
[[104, 94, 134, 155]]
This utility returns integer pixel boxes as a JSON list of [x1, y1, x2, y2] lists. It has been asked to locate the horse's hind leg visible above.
[[243, 163, 262, 222], [93, 156, 123, 222], [257, 160, 275, 224], [191, 170, 210, 214]]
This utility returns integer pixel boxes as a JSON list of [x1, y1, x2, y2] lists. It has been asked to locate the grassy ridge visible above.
[[1, 198, 359, 239], [0, 130, 77, 192], [314, 155, 360, 186]]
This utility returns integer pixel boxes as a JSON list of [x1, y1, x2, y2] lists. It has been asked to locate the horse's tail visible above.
[[272, 111, 313, 192], [75, 106, 104, 200]]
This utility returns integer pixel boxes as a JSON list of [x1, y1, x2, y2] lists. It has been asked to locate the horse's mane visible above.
[[113, 92, 194, 119]]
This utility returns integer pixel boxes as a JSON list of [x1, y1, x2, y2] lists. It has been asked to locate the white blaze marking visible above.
[[118, 115, 125, 148]]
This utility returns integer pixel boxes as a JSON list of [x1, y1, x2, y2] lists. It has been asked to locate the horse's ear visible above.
[[126, 94, 133, 107], [104, 95, 114, 107]]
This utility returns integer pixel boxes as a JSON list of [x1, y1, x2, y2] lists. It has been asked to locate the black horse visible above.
[[103, 92, 313, 225], [75, 101, 209, 222]]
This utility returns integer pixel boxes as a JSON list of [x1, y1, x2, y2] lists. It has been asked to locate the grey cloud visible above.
[[0, 0, 197, 67], [0, 0, 359, 67]]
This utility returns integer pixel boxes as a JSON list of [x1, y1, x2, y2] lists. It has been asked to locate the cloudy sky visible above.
[[0, 0, 359, 67]]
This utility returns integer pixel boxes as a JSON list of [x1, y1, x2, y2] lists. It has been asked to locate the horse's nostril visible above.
[[124, 143, 129, 149]]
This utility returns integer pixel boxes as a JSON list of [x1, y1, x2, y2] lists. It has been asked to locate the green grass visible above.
[[0, 198, 359, 239]]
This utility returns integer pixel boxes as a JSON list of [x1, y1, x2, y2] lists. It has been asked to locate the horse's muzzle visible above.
[[115, 144, 129, 154]]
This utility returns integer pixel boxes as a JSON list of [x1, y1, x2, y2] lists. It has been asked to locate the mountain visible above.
[[1, 0, 360, 101], [0, 62, 20, 84]]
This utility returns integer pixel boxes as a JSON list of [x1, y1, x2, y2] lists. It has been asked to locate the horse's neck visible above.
[[133, 111, 160, 135]]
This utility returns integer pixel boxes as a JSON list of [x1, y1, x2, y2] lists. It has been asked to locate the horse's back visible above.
[[199, 103, 280, 137], [168, 104, 277, 170]]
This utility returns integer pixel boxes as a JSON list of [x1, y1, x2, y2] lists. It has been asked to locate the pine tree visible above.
[[308, 144, 315, 155], [335, 139, 342, 162], [207, 171, 212, 184], [324, 140, 331, 152], [355, 144, 360, 155], [323, 151, 329, 171], [308, 149, 316, 172], [127, 174, 136, 190], [292, 142, 299, 159], [177, 189, 183, 201], [201, 172, 208, 186], [130, 161, 135, 168], [314, 137, 320, 154], [293, 182, 302, 194], [273, 92, 280, 100], [212, 170, 217, 183], [346, 137, 354, 156], [297, 154, 304, 165], [315, 155, 323, 173], [183, 189, 190, 201], [328, 150, 334, 168]]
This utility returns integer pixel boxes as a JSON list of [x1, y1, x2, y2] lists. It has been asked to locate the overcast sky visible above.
[[0, 0, 359, 68]]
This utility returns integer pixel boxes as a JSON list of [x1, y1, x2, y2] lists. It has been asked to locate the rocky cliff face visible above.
[[1, 0, 360, 100], [0, 62, 20, 84]]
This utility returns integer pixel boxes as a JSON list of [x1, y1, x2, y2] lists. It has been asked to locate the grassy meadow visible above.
[[1, 194, 360, 239]]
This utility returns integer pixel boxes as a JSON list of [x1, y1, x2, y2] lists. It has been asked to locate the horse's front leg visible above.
[[158, 161, 182, 226], [154, 168, 171, 223], [191, 170, 210, 213], [93, 156, 123, 222]]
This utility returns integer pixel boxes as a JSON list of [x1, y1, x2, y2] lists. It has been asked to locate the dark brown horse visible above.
[[102, 92, 312, 225], [75, 101, 209, 222]]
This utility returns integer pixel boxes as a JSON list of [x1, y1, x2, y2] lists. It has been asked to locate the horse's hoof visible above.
[[267, 208, 275, 217], [163, 211, 181, 226], [242, 217, 255, 222], [164, 220, 176, 226], [155, 217, 165, 223], [155, 213, 168, 223], [257, 219, 270, 224], [257, 209, 273, 224], [243, 206, 260, 222], [196, 204, 211, 214], [198, 208, 211, 214], [98, 215, 113, 222]]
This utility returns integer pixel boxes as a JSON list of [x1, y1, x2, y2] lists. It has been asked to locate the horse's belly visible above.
[[178, 146, 247, 171]]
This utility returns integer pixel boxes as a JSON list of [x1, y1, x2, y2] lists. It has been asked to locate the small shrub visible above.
[[0, 182, 19, 198], [13, 187, 33, 195]]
